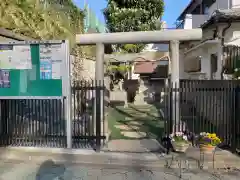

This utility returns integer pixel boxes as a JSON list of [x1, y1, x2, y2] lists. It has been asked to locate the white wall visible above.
[[232, 0, 240, 8], [183, 14, 193, 29], [183, 14, 209, 29]]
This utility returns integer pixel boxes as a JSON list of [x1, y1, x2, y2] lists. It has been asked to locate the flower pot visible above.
[[172, 141, 189, 152], [199, 144, 216, 153]]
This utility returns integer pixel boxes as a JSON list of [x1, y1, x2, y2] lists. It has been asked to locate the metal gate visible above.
[[72, 80, 106, 149]]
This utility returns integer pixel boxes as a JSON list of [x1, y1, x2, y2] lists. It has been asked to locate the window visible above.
[[192, 5, 201, 14], [211, 54, 218, 73], [203, 0, 216, 14], [204, 7, 209, 14]]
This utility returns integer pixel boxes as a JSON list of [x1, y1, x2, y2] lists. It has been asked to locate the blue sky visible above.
[[74, 0, 191, 28]]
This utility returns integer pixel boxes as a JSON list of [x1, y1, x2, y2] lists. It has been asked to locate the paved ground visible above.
[[0, 159, 240, 180], [1, 147, 240, 179]]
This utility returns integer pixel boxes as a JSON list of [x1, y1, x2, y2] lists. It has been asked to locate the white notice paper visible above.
[[39, 44, 63, 79], [13, 45, 32, 69]]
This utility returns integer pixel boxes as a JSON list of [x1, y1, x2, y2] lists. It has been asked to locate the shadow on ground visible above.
[[36, 160, 66, 180]]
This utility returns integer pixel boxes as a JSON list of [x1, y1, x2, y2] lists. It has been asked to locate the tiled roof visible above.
[[134, 57, 169, 74], [134, 61, 157, 74], [202, 9, 240, 28]]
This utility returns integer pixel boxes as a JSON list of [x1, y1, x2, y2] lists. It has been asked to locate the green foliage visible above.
[[107, 64, 130, 85], [104, 0, 164, 53], [107, 64, 130, 75], [0, 0, 84, 50]]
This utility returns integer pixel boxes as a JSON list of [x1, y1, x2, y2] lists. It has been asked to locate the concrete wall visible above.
[[70, 56, 96, 81], [81, 59, 96, 80]]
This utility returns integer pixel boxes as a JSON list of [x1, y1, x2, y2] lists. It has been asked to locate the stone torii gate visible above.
[[72, 29, 202, 150]]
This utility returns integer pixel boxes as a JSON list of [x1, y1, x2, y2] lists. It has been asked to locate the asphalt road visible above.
[[0, 159, 239, 180]]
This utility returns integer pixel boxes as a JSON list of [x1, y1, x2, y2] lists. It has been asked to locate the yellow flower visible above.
[[211, 133, 216, 138]]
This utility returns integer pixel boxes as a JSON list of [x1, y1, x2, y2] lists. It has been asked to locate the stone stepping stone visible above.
[[152, 113, 160, 117], [129, 121, 143, 126], [114, 125, 140, 131], [136, 114, 147, 117], [125, 117, 134, 121], [120, 131, 146, 138], [129, 108, 151, 112]]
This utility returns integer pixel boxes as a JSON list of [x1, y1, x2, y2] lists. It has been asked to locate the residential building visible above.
[[176, 0, 240, 30], [176, 0, 240, 80]]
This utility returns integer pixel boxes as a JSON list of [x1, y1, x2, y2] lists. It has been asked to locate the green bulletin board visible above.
[[0, 41, 66, 97]]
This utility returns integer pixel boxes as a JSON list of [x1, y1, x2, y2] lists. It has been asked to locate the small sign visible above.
[[0, 70, 10, 88]]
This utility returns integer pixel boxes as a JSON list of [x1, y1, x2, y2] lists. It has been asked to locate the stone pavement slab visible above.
[[1, 146, 240, 173], [0, 160, 239, 180], [185, 147, 240, 168]]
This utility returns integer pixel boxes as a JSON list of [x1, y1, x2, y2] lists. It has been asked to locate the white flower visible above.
[[183, 135, 188, 141], [175, 132, 183, 136], [200, 132, 206, 136]]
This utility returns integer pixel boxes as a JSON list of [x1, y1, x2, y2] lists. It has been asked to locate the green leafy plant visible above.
[[233, 68, 240, 79], [0, 0, 98, 81], [170, 132, 189, 144], [104, 0, 164, 53]]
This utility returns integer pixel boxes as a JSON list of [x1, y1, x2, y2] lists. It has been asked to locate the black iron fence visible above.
[[0, 81, 106, 150], [0, 98, 66, 147], [1, 79, 240, 153], [163, 80, 240, 153]]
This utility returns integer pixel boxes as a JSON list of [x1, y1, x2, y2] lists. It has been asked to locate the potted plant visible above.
[[170, 132, 190, 152], [198, 132, 221, 153]]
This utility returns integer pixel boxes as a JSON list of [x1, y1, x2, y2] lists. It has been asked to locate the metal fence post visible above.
[[232, 84, 238, 152]]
